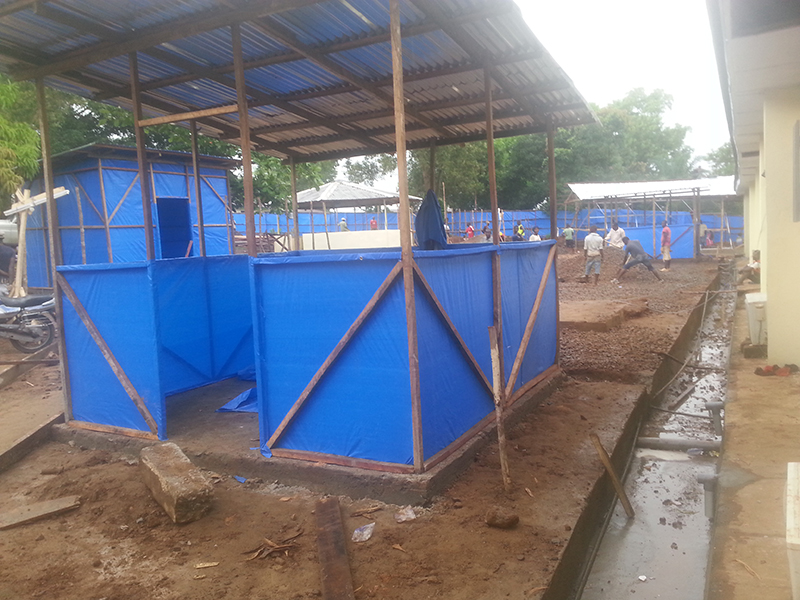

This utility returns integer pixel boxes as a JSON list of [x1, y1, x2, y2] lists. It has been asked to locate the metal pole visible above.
[[390, 0, 423, 473], [190, 120, 206, 256], [129, 52, 155, 260]]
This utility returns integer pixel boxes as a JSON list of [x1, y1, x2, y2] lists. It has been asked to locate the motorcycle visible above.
[[0, 287, 56, 353]]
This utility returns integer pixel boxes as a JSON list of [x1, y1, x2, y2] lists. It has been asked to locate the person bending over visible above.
[[611, 236, 663, 283]]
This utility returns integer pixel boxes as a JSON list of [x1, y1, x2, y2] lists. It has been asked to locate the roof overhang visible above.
[[0, 0, 597, 164]]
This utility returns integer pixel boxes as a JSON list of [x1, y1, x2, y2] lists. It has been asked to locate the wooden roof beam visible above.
[[410, 0, 550, 124], [86, 2, 515, 102], [142, 46, 381, 150], [252, 16, 455, 139]]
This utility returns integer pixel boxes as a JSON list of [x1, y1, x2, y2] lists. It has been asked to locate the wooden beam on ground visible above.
[[0, 413, 64, 474], [315, 498, 355, 600], [139, 104, 239, 127], [590, 433, 635, 519], [129, 52, 156, 260], [504, 243, 557, 398], [266, 262, 403, 448], [68, 420, 159, 441], [390, 0, 424, 474], [0, 495, 81, 531], [57, 273, 158, 435]]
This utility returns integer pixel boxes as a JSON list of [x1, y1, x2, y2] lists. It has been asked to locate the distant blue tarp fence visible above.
[[234, 210, 742, 251], [58, 255, 253, 438], [251, 241, 557, 467]]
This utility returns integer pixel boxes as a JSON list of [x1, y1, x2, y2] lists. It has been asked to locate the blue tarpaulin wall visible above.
[[28, 155, 233, 288], [58, 255, 253, 438], [251, 241, 557, 466]]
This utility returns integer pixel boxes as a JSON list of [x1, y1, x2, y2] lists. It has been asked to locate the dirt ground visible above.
[[0, 249, 721, 599]]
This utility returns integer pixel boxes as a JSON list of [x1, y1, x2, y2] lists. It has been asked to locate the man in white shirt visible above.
[[605, 221, 626, 248], [582, 225, 604, 285]]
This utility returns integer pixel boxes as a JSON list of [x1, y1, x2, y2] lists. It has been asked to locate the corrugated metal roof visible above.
[[0, 0, 596, 163], [567, 177, 738, 202], [296, 179, 421, 208]]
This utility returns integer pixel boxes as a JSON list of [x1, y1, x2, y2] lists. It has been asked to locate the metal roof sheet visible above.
[[0, 0, 596, 163], [296, 179, 421, 208], [567, 177, 738, 202]]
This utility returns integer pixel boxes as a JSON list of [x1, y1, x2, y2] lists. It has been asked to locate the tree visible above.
[[409, 143, 489, 209], [0, 77, 40, 208], [343, 154, 396, 186], [700, 141, 735, 176]]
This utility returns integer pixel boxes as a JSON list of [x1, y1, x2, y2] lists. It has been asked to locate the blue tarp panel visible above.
[[58, 255, 254, 438], [27, 156, 233, 287], [252, 242, 557, 466]]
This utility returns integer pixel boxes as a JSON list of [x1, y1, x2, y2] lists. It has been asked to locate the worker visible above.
[[528, 226, 542, 242], [562, 224, 575, 252], [660, 220, 672, 271], [604, 221, 626, 248], [512, 221, 525, 241], [338, 217, 349, 232], [582, 225, 604, 285], [465, 222, 474, 238], [738, 249, 760, 284], [369, 217, 378, 230], [611, 236, 663, 283]]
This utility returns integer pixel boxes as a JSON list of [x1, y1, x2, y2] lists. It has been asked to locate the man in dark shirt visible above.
[[610, 236, 663, 283], [0, 234, 16, 282]]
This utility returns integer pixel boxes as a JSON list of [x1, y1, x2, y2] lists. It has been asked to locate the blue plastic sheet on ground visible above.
[[217, 387, 258, 413]]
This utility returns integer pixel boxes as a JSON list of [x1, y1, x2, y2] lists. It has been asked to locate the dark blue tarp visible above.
[[414, 190, 447, 250], [251, 242, 558, 465], [58, 255, 254, 438]]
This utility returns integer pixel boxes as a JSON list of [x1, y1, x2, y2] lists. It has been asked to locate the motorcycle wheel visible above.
[[10, 314, 55, 353]]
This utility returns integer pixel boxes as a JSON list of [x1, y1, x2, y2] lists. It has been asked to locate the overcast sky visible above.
[[517, 0, 730, 156]]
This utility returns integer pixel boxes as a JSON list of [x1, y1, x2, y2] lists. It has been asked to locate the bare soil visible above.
[[0, 251, 719, 599]]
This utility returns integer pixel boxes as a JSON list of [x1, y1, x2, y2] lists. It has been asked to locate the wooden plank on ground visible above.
[[0, 413, 64, 474], [315, 497, 355, 600], [0, 495, 81, 530]]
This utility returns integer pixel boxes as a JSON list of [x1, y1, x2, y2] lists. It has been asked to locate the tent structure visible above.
[[25, 145, 236, 287], [0, 0, 593, 474]]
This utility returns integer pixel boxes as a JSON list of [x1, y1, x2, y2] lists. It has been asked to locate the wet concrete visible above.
[[580, 265, 737, 600]]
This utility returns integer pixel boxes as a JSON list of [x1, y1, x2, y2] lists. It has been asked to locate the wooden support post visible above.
[[652, 197, 656, 257], [489, 326, 512, 493], [190, 120, 206, 256], [129, 52, 156, 260], [75, 187, 86, 264], [485, 66, 505, 406], [232, 24, 257, 258], [441, 182, 447, 230], [322, 200, 332, 250], [693, 189, 700, 259], [97, 159, 114, 262], [12, 189, 29, 297], [36, 77, 71, 422], [547, 123, 557, 239], [590, 433, 635, 519], [310, 202, 316, 249], [428, 141, 436, 192], [290, 158, 300, 251], [390, 0, 424, 473], [717, 198, 724, 257]]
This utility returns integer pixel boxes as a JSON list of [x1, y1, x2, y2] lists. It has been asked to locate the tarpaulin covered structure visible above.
[[252, 241, 557, 471], [26, 145, 236, 288], [57, 255, 253, 439]]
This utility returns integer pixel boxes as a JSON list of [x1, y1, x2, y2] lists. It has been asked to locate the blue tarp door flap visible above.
[[156, 197, 193, 259]]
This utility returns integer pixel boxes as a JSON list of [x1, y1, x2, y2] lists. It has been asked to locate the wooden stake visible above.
[[489, 326, 511, 493], [590, 433, 634, 519], [129, 52, 155, 261], [390, 0, 424, 473]]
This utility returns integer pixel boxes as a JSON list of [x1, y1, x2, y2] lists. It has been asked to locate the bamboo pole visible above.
[[490, 325, 511, 493], [390, 0, 424, 473], [12, 189, 29, 298], [190, 120, 207, 256], [129, 52, 155, 260], [36, 78, 72, 422], [232, 24, 256, 258]]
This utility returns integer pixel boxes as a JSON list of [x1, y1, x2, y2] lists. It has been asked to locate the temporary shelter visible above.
[[0, 0, 594, 473], [25, 145, 236, 287]]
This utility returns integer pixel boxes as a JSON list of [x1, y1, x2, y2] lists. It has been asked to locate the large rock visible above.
[[140, 443, 213, 523], [485, 506, 519, 529]]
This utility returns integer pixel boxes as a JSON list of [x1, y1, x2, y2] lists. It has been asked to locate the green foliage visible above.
[[343, 154, 396, 186], [409, 143, 489, 209], [0, 77, 40, 207], [700, 141, 735, 176]]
